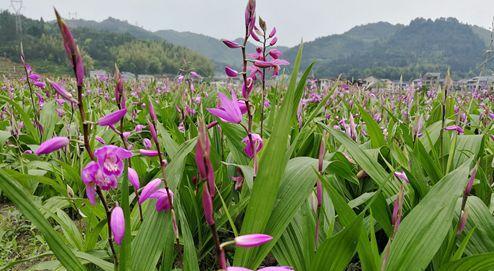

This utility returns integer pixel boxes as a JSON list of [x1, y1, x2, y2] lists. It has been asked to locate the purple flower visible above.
[[258, 268, 294, 271], [235, 234, 272, 247], [128, 167, 140, 190], [139, 179, 162, 204], [394, 171, 409, 184], [269, 27, 277, 38], [33, 81, 46, 89], [143, 138, 152, 149], [140, 149, 159, 157], [190, 71, 201, 79], [242, 77, 254, 99], [150, 188, 174, 212], [110, 206, 125, 245], [202, 183, 215, 225], [147, 120, 159, 144], [94, 145, 133, 177], [35, 136, 69, 155], [207, 92, 243, 124], [242, 133, 263, 158], [48, 80, 77, 104], [445, 125, 464, 135], [268, 49, 282, 59], [225, 66, 239, 78], [97, 108, 127, 127], [269, 37, 278, 46], [82, 161, 118, 191], [95, 136, 106, 144], [134, 124, 145, 132], [222, 39, 241, 49]]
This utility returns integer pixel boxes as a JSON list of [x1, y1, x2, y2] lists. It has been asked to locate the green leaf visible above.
[[131, 205, 172, 270], [358, 105, 385, 148], [0, 170, 86, 271], [439, 253, 494, 271], [234, 43, 309, 267], [385, 160, 472, 271], [310, 217, 363, 271]]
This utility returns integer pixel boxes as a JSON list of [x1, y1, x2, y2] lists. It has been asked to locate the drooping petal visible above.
[[139, 149, 159, 157], [222, 39, 241, 49], [225, 66, 239, 78], [139, 179, 162, 204], [97, 108, 127, 127], [35, 136, 69, 155], [234, 234, 272, 247]]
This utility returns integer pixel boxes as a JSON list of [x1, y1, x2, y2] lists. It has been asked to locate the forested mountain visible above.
[[1, 10, 492, 79], [0, 11, 214, 76], [285, 18, 490, 79]]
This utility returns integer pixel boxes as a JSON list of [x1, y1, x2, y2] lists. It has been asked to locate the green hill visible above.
[[285, 18, 490, 80], [0, 11, 214, 76]]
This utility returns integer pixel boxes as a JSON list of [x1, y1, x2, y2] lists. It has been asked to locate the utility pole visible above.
[[10, 0, 23, 34]]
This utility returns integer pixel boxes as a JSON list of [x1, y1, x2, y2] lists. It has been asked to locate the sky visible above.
[[2, 0, 494, 46]]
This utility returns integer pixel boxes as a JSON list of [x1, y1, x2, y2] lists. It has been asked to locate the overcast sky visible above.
[[2, 0, 494, 46]]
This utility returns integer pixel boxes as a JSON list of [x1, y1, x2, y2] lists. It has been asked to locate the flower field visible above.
[[0, 1, 493, 270]]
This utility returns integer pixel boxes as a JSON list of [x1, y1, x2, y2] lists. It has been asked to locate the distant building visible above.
[[423, 72, 441, 86], [121, 72, 136, 82], [137, 74, 155, 82], [466, 76, 494, 90]]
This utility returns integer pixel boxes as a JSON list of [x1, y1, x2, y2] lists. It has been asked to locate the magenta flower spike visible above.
[[35, 136, 70, 155], [147, 119, 159, 143], [225, 66, 239, 78], [54, 9, 84, 87], [94, 145, 132, 177], [207, 92, 243, 124], [110, 206, 125, 245], [235, 234, 272, 247], [195, 121, 216, 197], [242, 133, 263, 158], [140, 149, 159, 157], [128, 167, 140, 190], [202, 183, 215, 225], [138, 178, 162, 204], [222, 39, 242, 49], [148, 98, 158, 122], [48, 80, 77, 104], [97, 108, 127, 127], [394, 171, 410, 184], [465, 166, 477, 195], [245, 0, 256, 36], [445, 125, 464, 135]]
